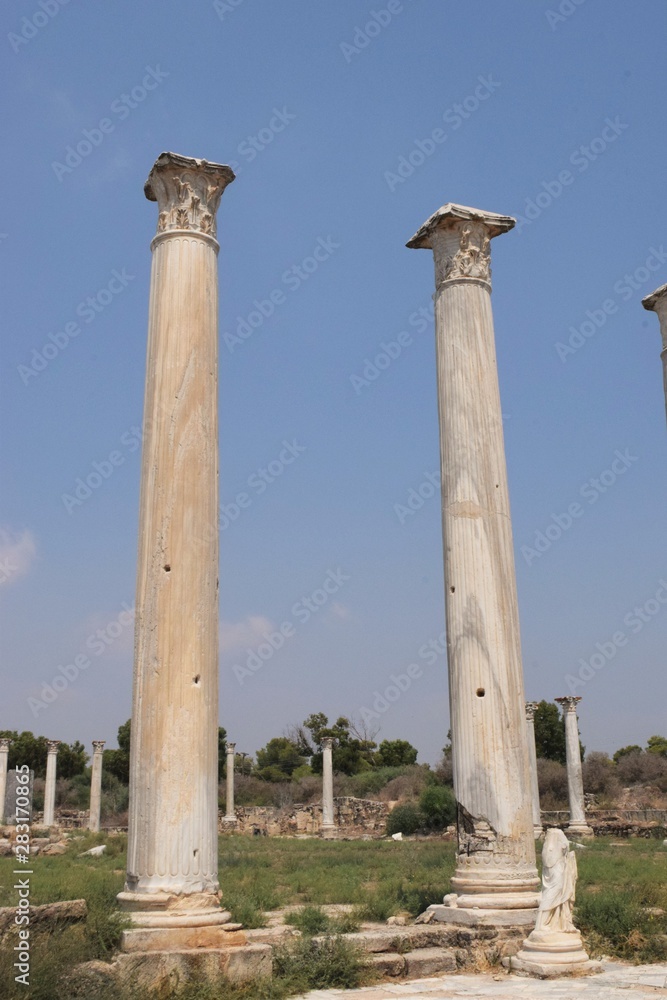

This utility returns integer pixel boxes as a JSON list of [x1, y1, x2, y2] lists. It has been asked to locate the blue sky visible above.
[[1, 0, 666, 765]]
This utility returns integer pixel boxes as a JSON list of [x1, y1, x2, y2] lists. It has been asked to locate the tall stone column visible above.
[[525, 703, 543, 838], [118, 153, 236, 950], [321, 737, 335, 838], [89, 741, 105, 833], [223, 742, 236, 825], [0, 738, 10, 825], [642, 283, 667, 426], [407, 204, 539, 923], [43, 740, 60, 827], [555, 697, 593, 838]]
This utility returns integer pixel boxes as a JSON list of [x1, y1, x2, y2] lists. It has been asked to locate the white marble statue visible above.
[[535, 828, 577, 932]]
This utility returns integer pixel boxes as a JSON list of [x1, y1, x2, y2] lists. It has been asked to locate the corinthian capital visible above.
[[525, 701, 539, 721], [555, 696, 581, 714], [145, 152, 235, 240], [92, 741, 106, 754], [46, 740, 61, 754]]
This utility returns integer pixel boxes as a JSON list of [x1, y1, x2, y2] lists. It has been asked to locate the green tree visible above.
[[304, 713, 377, 776], [57, 740, 88, 778], [533, 702, 567, 764], [419, 784, 456, 831], [613, 744, 643, 764], [0, 731, 87, 778], [647, 735, 667, 758], [376, 739, 418, 767], [255, 737, 305, 781], [104, 719, 131, 783], [218, 726, 228, 781]]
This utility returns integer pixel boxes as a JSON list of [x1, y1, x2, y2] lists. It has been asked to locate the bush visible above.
[[616, 750, 667, 791], [386, 802, 421, 836], [582, 751, 620, 803], [287, 905, 330, 935], [536, 758, 568, 809], [273, 935, 371, 991], [419, 785, 456, 831]]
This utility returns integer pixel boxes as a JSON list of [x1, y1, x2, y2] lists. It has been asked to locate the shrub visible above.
[[273, 935, 371, 991], [582, 752, 620, 803], [286, 905, 330, 935], [616, 750, 667, 791], [419, 785, 456, 831], [386, 802, 421, 836], [536, 758, 568, 809]]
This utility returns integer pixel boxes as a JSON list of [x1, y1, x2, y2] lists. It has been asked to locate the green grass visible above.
[[1, 834, 665, 998]]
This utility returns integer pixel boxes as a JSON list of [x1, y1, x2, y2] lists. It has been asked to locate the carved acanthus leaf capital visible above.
[[321, 737, 335, 751], [46, 740, 61, 754], [555, 696, 581, 714], [432, 221, 492, 288], [0, 738, 11, 751], [145, 152, 235, 240], [92, 741, 106, 753], [225, 742, 236, 755], [525, 701, 539, 721]]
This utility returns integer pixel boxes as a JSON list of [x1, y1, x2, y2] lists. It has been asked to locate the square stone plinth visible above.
[[122, 923, 246, 953], [421, 903, 538, 927]]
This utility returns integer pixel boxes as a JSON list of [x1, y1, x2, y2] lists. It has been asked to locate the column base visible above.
[[422, 899, 538, 928], [321, 824, 336, 840], [533, 825, 544, 839], [117, 890, 237, 952], [566, 824, 594, 839], [503, 930, 602, 978], [221, 816, 238, 829]]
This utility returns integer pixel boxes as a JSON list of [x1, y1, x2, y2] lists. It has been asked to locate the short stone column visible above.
[[0, 738, 10, 824], [223, 742, 237, 825], [117, 152, 236, 950], [556, 697, 594, 838], [43, 740, 60, 827], [525, 703, 543, 838], [321, 737, 335, 838], [642, 283, 667, 426], [88, 741, 106, 833], [407, 204, 539, 924]]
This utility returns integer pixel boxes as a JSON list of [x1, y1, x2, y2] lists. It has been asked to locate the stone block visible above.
[[404, 946, 457, 977], [121, 923, 246, 953], [368, 952, 406, 976]]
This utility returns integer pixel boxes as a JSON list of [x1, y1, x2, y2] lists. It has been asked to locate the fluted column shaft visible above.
[[321, 737, 335, 836], [407, 205, 538, 914], [642, 284, 667, 427], [89, 741, 105, 833], [525, 703, 542, 837], [556, 697, 593, 836], [224, 743, 236, 823], [0, 739, 10, 825], [121, 153, 235, 918], [43, 741, 60, 827]]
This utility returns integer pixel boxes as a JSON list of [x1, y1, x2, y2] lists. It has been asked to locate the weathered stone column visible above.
[[525, 703, 543, 838], [642, 283, 667, 426], [321, 737, 335, 838], [0, 738, 10, 824], [43, 740, 60, 827], [407, 205, 539, 923], [88, 741, 105, 833], [555, 697, 593, 838], [223, 742, 237, 825], [118, 153, 236, 949]]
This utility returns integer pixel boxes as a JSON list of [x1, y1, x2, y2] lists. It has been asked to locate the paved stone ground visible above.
[[295, 962, 667, 1000]]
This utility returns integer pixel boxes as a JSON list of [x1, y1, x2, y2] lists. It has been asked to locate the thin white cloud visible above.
[[0, 527, 36, 587], [220, 616, 275, 655]]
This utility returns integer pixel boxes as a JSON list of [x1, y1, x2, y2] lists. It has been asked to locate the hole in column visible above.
[[193, 675, 201, 685], [163, 564, 171, 572], [450, 586, 455, 593], [193, 848, 198, 857], [476, 687, 485, 697]]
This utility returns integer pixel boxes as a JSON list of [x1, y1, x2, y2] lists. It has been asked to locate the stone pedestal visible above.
[[407, 204, 539, 922], [321, 737, 335, 838], [525, 703, 543, 838], [506, 929, 601, 977], [642, 283, 667, 426], [556, 697, 593, 838], [43, 740, 60, 827], [223, 742, 237, 827], [118, 152, 236, 950], [89, 741, 105, 833], [0, 739, 10, 825]]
